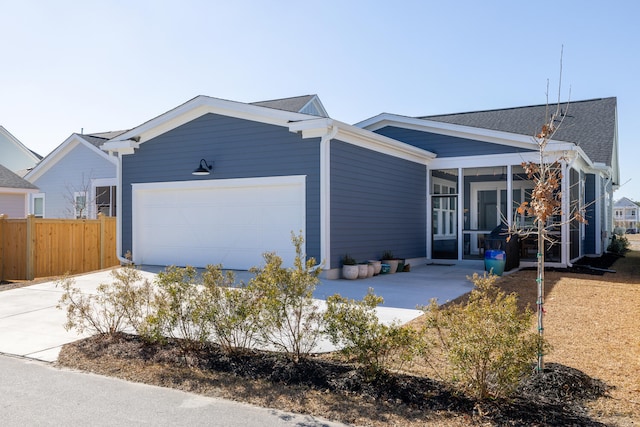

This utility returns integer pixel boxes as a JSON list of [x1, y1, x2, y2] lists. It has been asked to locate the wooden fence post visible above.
[[99, 213, 105, 269], [0, 214, 5, 281], [25, 214, 36, 280]]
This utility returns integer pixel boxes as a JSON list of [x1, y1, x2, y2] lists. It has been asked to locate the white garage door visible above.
[[132, 176, 305, 270]]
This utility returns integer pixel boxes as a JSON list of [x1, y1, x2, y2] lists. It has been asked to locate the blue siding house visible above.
[[103, 95, 619, 277]]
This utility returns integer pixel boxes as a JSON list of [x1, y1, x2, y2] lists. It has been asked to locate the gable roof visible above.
[[103, 95, 435, 165], [102, 95, 329, 153], [0, 126, 42, 172], [421, 97, 617, 167], [24, 132, 117, 183], [614, 197, 638, 208], [0, 163, 38, 190], [250, 95, 328, 117]]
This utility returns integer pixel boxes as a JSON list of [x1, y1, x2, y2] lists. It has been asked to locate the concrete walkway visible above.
[[0, 261, 484, 362]]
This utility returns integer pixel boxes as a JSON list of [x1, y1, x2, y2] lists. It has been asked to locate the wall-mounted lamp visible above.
[[192, 159, 213, 176]]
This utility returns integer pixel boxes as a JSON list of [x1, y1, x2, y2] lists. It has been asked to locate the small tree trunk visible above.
[[536, 224, 545, 372]]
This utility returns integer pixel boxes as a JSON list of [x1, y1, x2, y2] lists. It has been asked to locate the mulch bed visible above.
[[59, 333, 611, 426], [521, 252, 623, 275]]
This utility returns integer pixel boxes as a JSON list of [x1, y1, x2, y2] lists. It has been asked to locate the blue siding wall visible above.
[[374, 126, 535, 157], [121, 113, 321, 263], [584, 174, 596, 254], [330, 141, 426, 267]]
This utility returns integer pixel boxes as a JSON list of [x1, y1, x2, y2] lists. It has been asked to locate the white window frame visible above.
[[74, 191, 87, 219], [470, 181, 534, 230], [31, 193, 45, 218], [91, 178, 117, 218], [431, 177, 457, 240]]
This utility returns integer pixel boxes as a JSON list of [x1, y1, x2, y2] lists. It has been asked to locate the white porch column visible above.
[[507, 164, 513, 227], [561, 160, 570, 266], [319, 127, 337, 268], [457, 167, 463, 260]]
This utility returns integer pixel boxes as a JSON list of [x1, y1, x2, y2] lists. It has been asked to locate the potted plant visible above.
[[357, 262, 369, 279], [381, 250, 400, 274], [367, 259, 382, 275], [341, 254, 359, 280]]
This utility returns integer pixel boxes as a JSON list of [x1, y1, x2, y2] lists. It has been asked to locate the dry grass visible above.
[[56, 236, 640, 426]]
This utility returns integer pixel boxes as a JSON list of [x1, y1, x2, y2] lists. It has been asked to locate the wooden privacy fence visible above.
[[0, 214, 119, 281]]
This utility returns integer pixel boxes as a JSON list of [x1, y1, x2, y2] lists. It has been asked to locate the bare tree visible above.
[[63, 172, 108, 219], [508, 49, 586, 372]]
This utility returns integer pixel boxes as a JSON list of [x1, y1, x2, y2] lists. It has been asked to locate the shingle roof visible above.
[[614, 197, 638, 208], [0, 164, 38, 189], [81, 131, 128, 148], [251, 95, 319, 114], [420, 97, 617, 166]]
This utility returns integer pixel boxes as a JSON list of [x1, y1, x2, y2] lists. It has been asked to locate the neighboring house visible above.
[[0, 164, 39, 217], [0, 125, 41, 175], [613, 197, 638, 232], [102, 95, 620, 277], [24, 131, 125, 219]]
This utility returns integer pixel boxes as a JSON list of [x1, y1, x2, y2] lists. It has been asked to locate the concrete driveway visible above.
[[0, 261, 484, 362]]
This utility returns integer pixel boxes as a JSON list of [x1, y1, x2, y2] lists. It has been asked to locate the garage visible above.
[[132, 176, 306, 270]]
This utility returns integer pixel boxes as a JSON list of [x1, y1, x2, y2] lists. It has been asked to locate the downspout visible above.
[[603, 169, 613, 252], [114, 151, 133, 265]]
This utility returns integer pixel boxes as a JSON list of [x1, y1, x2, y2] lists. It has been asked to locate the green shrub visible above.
[[324, 288, 422, 377], [201, 265, 262, 354], [607, 234, 629, 254], [147, 265, 213, 352], [422, 273, 543, 400], [57, 264, 154, 337], [249, 232, 323, 361]]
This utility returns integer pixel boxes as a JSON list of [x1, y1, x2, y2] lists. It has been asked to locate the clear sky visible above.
[[1, 1, 638, 201]]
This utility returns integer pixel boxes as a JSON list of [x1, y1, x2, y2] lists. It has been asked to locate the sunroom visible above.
[[427, 154, 597, 268]]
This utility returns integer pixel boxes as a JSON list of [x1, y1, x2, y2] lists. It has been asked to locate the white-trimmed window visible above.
[[31, 193, 45, 218], [74, 191, 87, 219], [432, 178, 457, 239], [95, 185, 117, 216]]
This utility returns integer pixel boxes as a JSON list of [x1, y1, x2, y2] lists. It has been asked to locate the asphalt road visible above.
[[0, 355, 345, 427]]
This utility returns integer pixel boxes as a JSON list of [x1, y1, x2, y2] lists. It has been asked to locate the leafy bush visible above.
[[422, 273, 543, 400], [324, 288, 422, 376], [146, 265, 213, 352], [607, 234, 629, 254], [57, 265, 154, 336], [201, 265, 262, 354], [249, 232, 323, 361]]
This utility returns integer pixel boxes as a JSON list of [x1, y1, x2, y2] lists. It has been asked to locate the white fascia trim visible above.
[[0, 187, 39, 194], [25, 134, 117, 182], [357, 113, 584, 153], [106, 96, 318, 152], [101, 139, 140, 155], [289, 118, 436, 165]]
